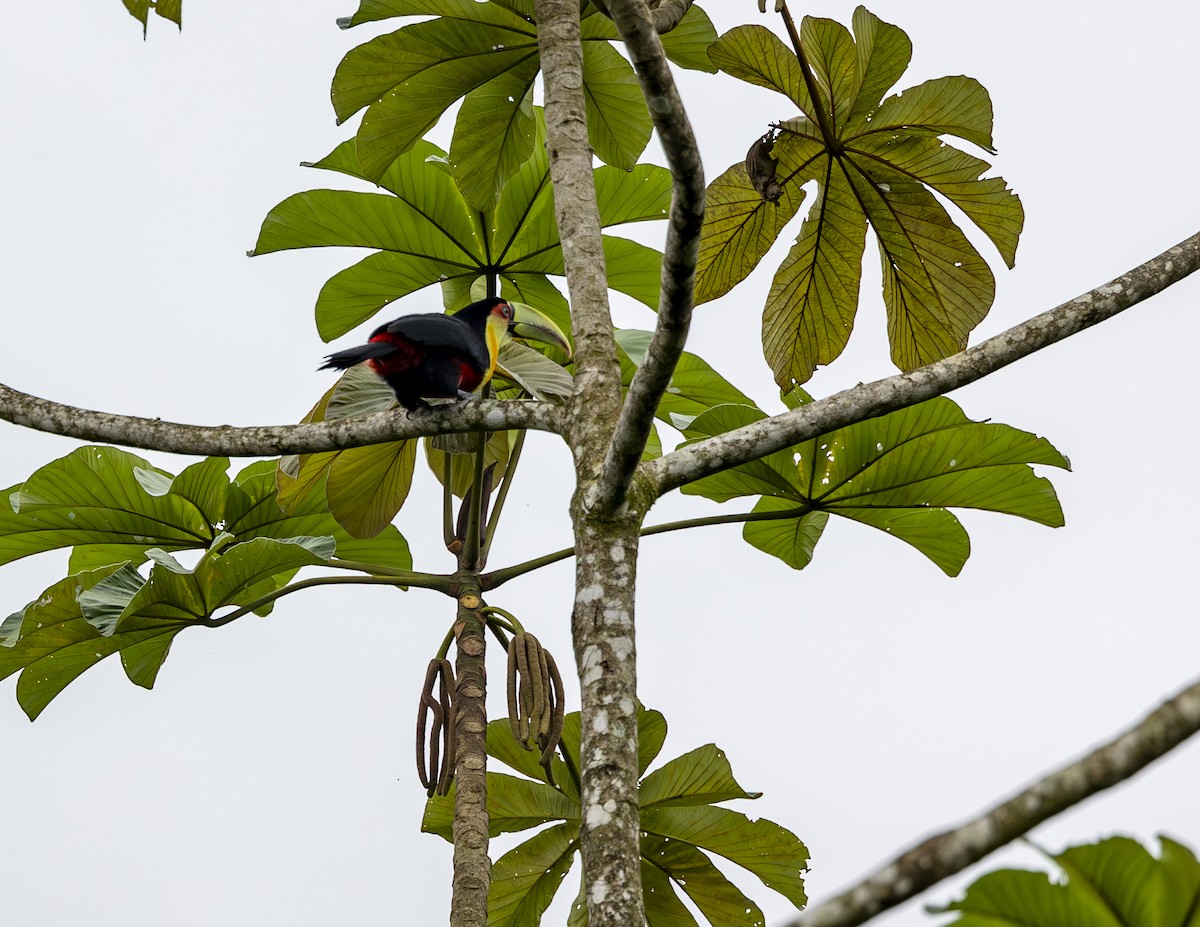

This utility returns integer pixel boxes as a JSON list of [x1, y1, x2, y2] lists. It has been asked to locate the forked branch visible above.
[[590, 0, 705, 515]]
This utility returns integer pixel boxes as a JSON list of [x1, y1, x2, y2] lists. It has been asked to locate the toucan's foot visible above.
[[456, 389, 478, 402]]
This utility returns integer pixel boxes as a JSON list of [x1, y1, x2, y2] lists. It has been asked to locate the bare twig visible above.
[[651, 231, 1200, 495], [790, 675, 1200, 927], [589, 0, 705, 515]]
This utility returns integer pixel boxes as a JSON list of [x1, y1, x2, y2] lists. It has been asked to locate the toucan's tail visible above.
[[318, 341, 396, 371]]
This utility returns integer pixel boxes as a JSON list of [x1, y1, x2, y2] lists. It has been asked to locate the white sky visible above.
[[2, 2, 1199, 925]]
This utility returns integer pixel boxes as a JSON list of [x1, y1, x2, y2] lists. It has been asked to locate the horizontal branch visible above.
[[0, 384, 563, 457], [652, 231, 1200, 495], [789, 674, 1200, 927]]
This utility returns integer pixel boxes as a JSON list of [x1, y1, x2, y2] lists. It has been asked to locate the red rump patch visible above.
[[366, 333, 422, 377], [366, 333, 479, 392], [456, 358, 483, 392]]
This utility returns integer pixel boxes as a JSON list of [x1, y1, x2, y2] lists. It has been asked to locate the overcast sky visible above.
[[2, 2, 1199, 925]]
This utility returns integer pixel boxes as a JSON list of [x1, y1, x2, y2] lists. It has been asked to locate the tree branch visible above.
[[789, 674, 1200, 927], [534, 0, 623, 477], [589, 0, 705, 515], [0, 384, 563, 457], [588, 0, 697, 34], [651, 231, 1200, 496]]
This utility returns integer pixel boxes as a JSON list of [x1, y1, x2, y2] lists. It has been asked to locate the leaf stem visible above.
[[201, 575, 409, 627], [325, 559, 455, 593], [779, 0, 838, 146], [482, 429, 526, 563], [481, 504, 813, 588], [443, 448, 456, 549]]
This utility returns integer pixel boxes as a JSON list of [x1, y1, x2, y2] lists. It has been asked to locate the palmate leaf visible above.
[[934, 835, 1200, 927], [332, 0, 715, 193], [699, 6, 1023, 388], [682, 394, 1068, 576], [253, 111, 670, 341], [421, 706, 807, 927], [0, 449, 411, 716]]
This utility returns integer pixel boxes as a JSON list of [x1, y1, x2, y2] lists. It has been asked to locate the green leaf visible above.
[[845, 7, 911, 125], [852, 174, 995, 373], [706, 9, 1019, 385], [450, 57, 539, 210], [641, 805, 809, 910], [581, 39, 653, 171], [693, 160, 808, 305], [326, 364, 398, 420], [799, 15, 856, 131], [340, 17, 539, 180], [0, 566, 186, 720], [496, 341, 574, 400], [850, 133, 1023, 268], [232, 458, 411, 571], [681, 396, 1067, 575], [489, 822, 580, 927], [642, 835, 764, 927], [640, 857, 700, 927], [616, 331, 758, 429], [579, 3, 718, 73], [602, 237, 662, 309], [422, 773, 577, 841], [639, 744, 760, 808], [657, 4, 719, 73], [331, 2, 712, 181], [325, 439, 419, 539], [315, 252, 467, 342], [423, 704, 805, 927], [870, 75, 997, 152], [257, 110, 670, 344], [0, 447, 212, 568], [742, 498, 828, 570], [938, 835, 1200, 927], [594, 164, 674, 229], [707, 25, 814, 114], [761, 155, 868, 386]]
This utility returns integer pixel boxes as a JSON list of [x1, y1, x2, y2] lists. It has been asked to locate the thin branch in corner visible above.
[[588, 0, 705, 515], [650, 230, 1200, 496], [789, 674, 1200, 927]]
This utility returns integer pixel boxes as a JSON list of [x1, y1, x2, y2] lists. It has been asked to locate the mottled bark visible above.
[[450, 583, 490, 927], [534, 2, 651, 924], [571, 513, 645, 927], [588, 0, 696, 34], [0, 384, 562, 457], [533, 0, 622, 451], [792, 674, 1200, 927], [590, 0, 705, 515]]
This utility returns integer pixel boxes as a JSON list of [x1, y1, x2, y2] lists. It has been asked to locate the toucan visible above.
[[320, 297, 571, 411]]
